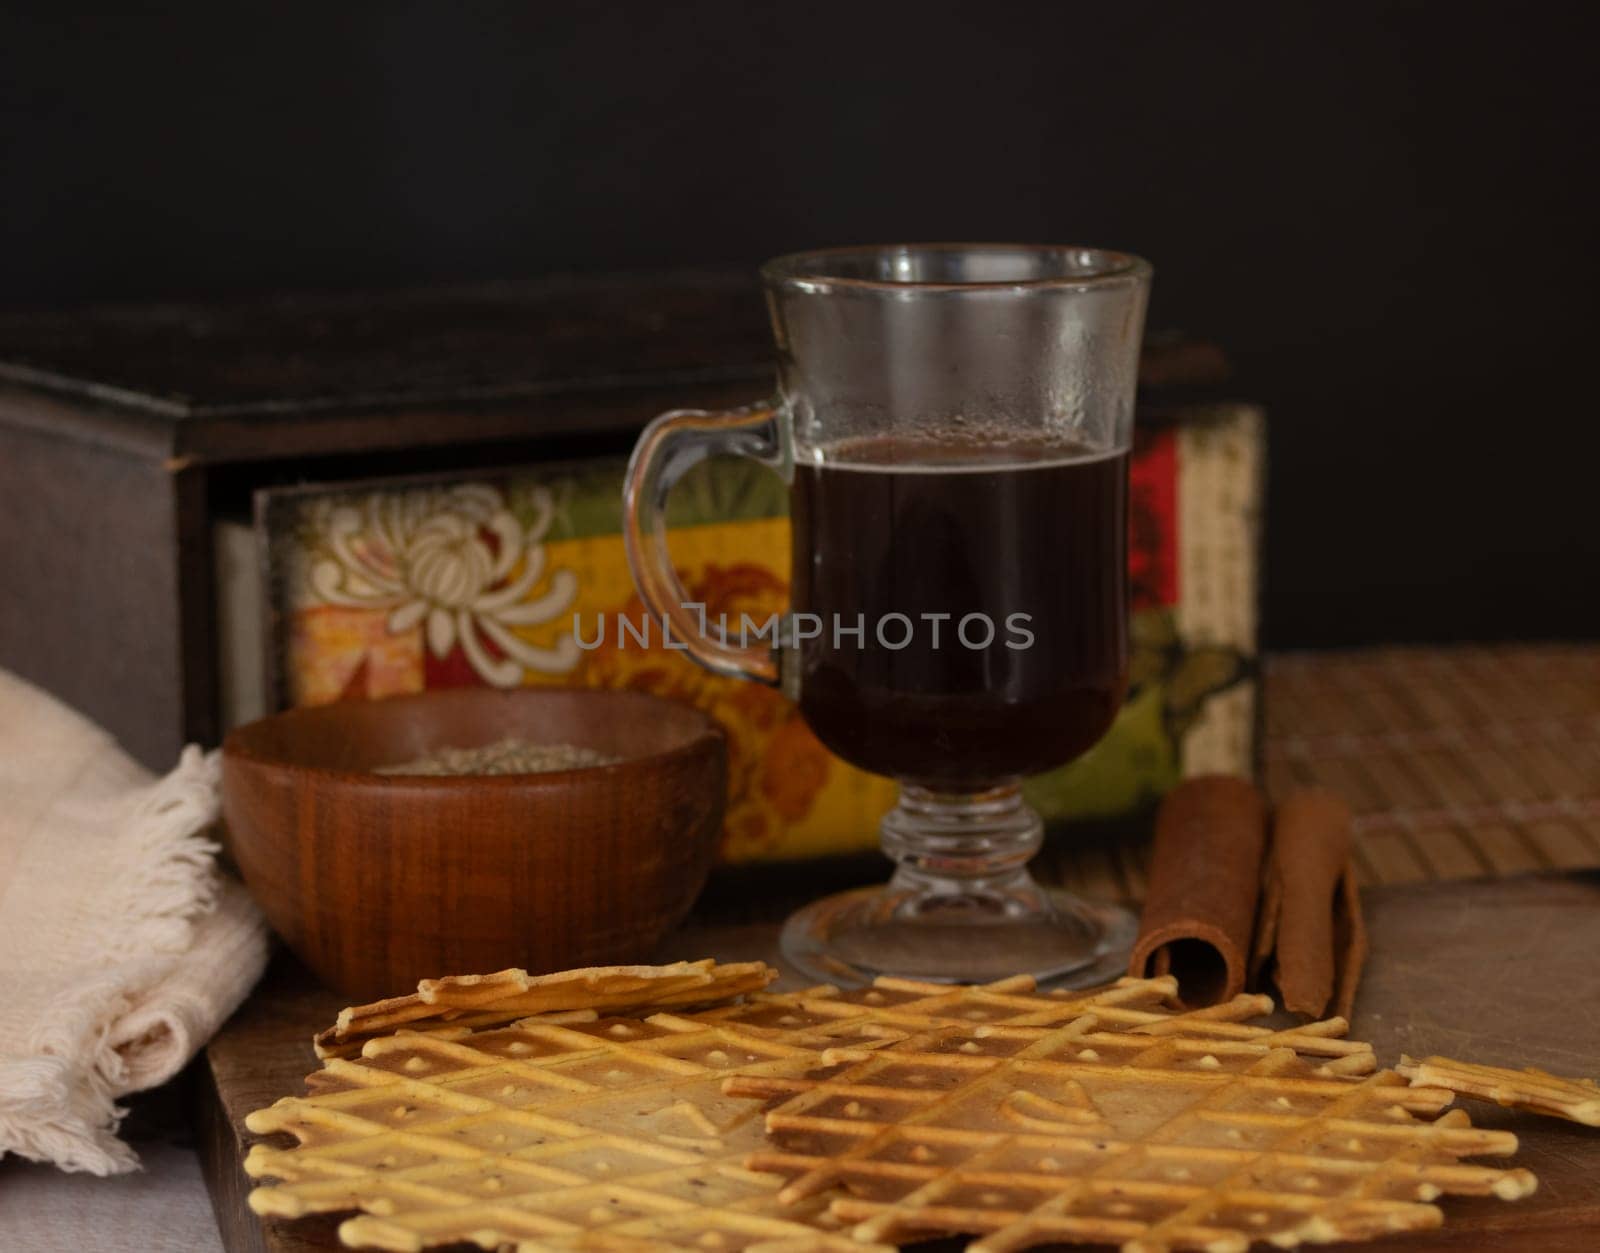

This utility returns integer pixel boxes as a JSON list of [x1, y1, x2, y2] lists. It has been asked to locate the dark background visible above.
[[1, 3, 1594, 648]]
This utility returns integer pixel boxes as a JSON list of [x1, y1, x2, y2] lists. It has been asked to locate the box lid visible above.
[[0, 269, 772, 422], [0, 270, 1232, 465]]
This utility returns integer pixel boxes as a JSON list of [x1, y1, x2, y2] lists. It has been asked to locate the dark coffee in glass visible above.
[[792, 436, 1129, 785]]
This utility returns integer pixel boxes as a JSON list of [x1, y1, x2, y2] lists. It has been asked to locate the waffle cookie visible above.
[[1397, 1054, 1600, 1127], [315, 959, 776, 1059], [250, 1000, 889, 1251], [259, 975, 1237, 1250], [249, 968, 1537, 1252], [723, 974, 1537, 1253]]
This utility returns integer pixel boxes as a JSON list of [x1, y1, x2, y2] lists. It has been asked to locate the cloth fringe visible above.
[[0, 746, 261, 1174]]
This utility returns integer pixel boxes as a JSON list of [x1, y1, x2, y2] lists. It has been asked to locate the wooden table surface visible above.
[[200, 872, 1600, 1253]]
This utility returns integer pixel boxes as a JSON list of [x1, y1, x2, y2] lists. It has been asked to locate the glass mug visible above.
[[624, 243, 1151, 987]]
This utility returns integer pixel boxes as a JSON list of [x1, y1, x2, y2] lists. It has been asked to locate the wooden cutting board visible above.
[[198, 873, 1600, 1253]]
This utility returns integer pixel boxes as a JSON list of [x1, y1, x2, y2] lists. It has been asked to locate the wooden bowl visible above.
[[221, 688, 726, 1000]]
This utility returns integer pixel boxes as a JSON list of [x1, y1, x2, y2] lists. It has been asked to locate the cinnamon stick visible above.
[[1130, 776, 1268, 1007], [1252, 787, 1366, 1019], [1332, 859, 1368, 1021]]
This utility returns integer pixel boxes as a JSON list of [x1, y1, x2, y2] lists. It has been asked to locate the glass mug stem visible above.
[[881, 781, 1042, 894]]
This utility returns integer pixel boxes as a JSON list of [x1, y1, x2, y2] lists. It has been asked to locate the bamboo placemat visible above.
[[1048, 644, 1600, 898], [1264, 644, 1600, 886]]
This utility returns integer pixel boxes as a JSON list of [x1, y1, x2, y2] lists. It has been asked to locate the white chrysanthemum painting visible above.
[[305, 483, 580, 687]]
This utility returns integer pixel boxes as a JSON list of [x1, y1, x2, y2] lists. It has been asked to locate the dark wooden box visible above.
[[0, 272, 772, 768]]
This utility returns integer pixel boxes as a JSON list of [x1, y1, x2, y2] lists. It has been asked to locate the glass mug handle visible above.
[[622, 401, 786, 685]]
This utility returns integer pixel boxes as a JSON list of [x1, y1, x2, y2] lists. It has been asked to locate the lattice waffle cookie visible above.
[[315, 959, 776, 1060], [248, 990, 897, 1251], [721, 974, 1538, 1253], [1397, 1054, 1600, 1127], [249, 968, 1537, 1252]]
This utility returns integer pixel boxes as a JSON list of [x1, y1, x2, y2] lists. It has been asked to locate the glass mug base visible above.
[[779, 781, 1137, 988], [780, 882, 1138, 989]]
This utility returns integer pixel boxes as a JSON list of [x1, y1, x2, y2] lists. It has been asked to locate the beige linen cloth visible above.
[[0, 669, 269, 1173]]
